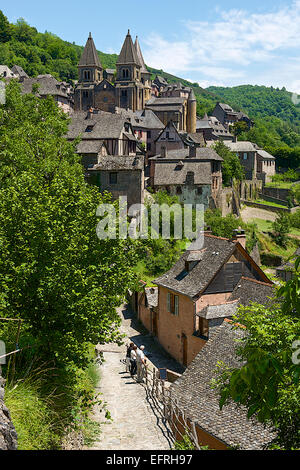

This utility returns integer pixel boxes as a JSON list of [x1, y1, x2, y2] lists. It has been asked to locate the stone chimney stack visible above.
[[232, 228, 246, 249], [189, 146, 197, 158], [161, 146, 167, 158], [185, 171, 195, 185]]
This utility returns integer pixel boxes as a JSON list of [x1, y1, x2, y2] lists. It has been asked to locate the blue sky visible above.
[[3, 1, 300, 92]]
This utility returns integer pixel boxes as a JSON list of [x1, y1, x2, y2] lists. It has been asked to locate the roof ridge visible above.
[[240, 276, 274, 287], [204, 233, 232, 242]]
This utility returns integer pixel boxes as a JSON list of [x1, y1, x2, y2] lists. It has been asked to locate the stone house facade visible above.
[[86, 155, 144, 207], [151, 233, 273, 367], [149, 146, 223, 210], [67, 109, 138, 158]]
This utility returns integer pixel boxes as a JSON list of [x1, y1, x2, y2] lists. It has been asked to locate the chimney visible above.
[[189, 146, 197, 158], [232, 228, 246, 249], [161, 146, 167, 158], [185, 171, 195, 185], [87, 107, 93, 119]]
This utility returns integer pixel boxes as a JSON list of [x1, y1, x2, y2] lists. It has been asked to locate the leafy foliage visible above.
[[212, 141, 245, 187], [217, 259, 300, 449], [0, 81, 137, 367]]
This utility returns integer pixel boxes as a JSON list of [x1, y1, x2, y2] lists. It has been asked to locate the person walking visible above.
[[130, 345, 137, 377], [136, 345, 146, 383], [125, 342, 134, 373]]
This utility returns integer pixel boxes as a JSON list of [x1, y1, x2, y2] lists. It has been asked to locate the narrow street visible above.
[[87, 305, 184, 451]]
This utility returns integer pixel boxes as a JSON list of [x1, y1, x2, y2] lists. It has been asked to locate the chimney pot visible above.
[[189, 146, 197, 158], [161, 146, 167, 158]]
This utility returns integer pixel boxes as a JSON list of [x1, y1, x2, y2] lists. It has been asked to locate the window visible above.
[[83, 91, 89, 98], [167, 292, 179, 316], [176, 186, 182, 195], [85, 125, 94, 132], [197, 187, 203, 195], [121, 90, 127, 97], [243, 153, 248, 160], [84, 70, 91, 80], [109, 172, 118, 184]]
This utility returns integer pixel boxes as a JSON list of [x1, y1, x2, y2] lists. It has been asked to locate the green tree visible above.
[[217, 259, 300, 449], [0, 82, 137, 367], [0, 10, 12, 43], [272, 212, 291, 247], [231, 121, 249, 137], [212, 141, 245, 187], [204, 209, 241, 238]]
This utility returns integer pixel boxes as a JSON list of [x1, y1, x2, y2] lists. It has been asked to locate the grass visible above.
[[253, 198, 287, 209], [249, 218, 300, 237], [265, 182, 295, 189], [258, 232, 299, 262], [5, 373, 60, 450]]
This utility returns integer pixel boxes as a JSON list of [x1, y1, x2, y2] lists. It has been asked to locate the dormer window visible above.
[[85, 125, 94, 132]]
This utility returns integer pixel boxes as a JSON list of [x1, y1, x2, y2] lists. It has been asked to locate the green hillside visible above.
[[207, 85, 300, 148], [1, 10, 300, 166]]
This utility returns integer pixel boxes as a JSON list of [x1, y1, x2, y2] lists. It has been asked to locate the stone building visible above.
[[0, 65, 16, 79], [224, 141, 276, 183], [155, 120, 205, 156], [151, 233, 273, 366], [21, 74, 74, 114], [74, 31, 150, 113], [149, 146, 223, 210], [86, 155, 144, 207], [212, 102, 254, 130], [145, 84, 197, 133], [67, 109, 138, 162], [196, 114, 234, 143]]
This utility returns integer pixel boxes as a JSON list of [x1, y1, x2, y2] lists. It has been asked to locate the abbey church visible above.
[[74, 30, 152, 113]]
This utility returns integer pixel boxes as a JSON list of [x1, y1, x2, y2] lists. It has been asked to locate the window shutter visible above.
[[174, 296, 179, 316], [167, 293, 171, 312]]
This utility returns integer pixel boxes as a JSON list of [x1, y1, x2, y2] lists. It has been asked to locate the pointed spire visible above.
[[134, 36, 148, 73], [189, 88, 196, 101], [79, 33, 102, 68], [117, 30, 140, 65]]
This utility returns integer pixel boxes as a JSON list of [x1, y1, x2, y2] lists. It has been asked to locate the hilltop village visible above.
[[0, 29, 299, 452]]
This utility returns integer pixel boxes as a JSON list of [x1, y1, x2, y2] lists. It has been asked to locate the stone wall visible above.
[[0, 373, 17, 450]]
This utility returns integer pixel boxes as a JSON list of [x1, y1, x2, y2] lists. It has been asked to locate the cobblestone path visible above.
[[87, 305, 183, 450]]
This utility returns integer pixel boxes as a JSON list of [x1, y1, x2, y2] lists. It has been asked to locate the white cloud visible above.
[[142, 1, 300, 91]]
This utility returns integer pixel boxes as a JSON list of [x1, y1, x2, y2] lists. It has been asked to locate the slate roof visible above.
[[224, 141, 257, 152], [0, 65, 16, 78], [257, 149, 275, 160], [79, 33, 102, 68], [229, 277, 275, 306], [153, 161, 212, 186], [11, 65, 28, 78], [76, 140, 105, 154], [67, 111, 132, 140], [117, 30, 140, 65], [146, 97, 186, 106], [125, 109, 164, 130], [218, 102, 238, 115], [134, 37, 148, 74], [89, 155, 144, 171], [170, 321, 275, 449], [197, 301, 239, 320], [21, 75, 73, 99], [150, 147, 223, 162], [153, 235, 238, 298]]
